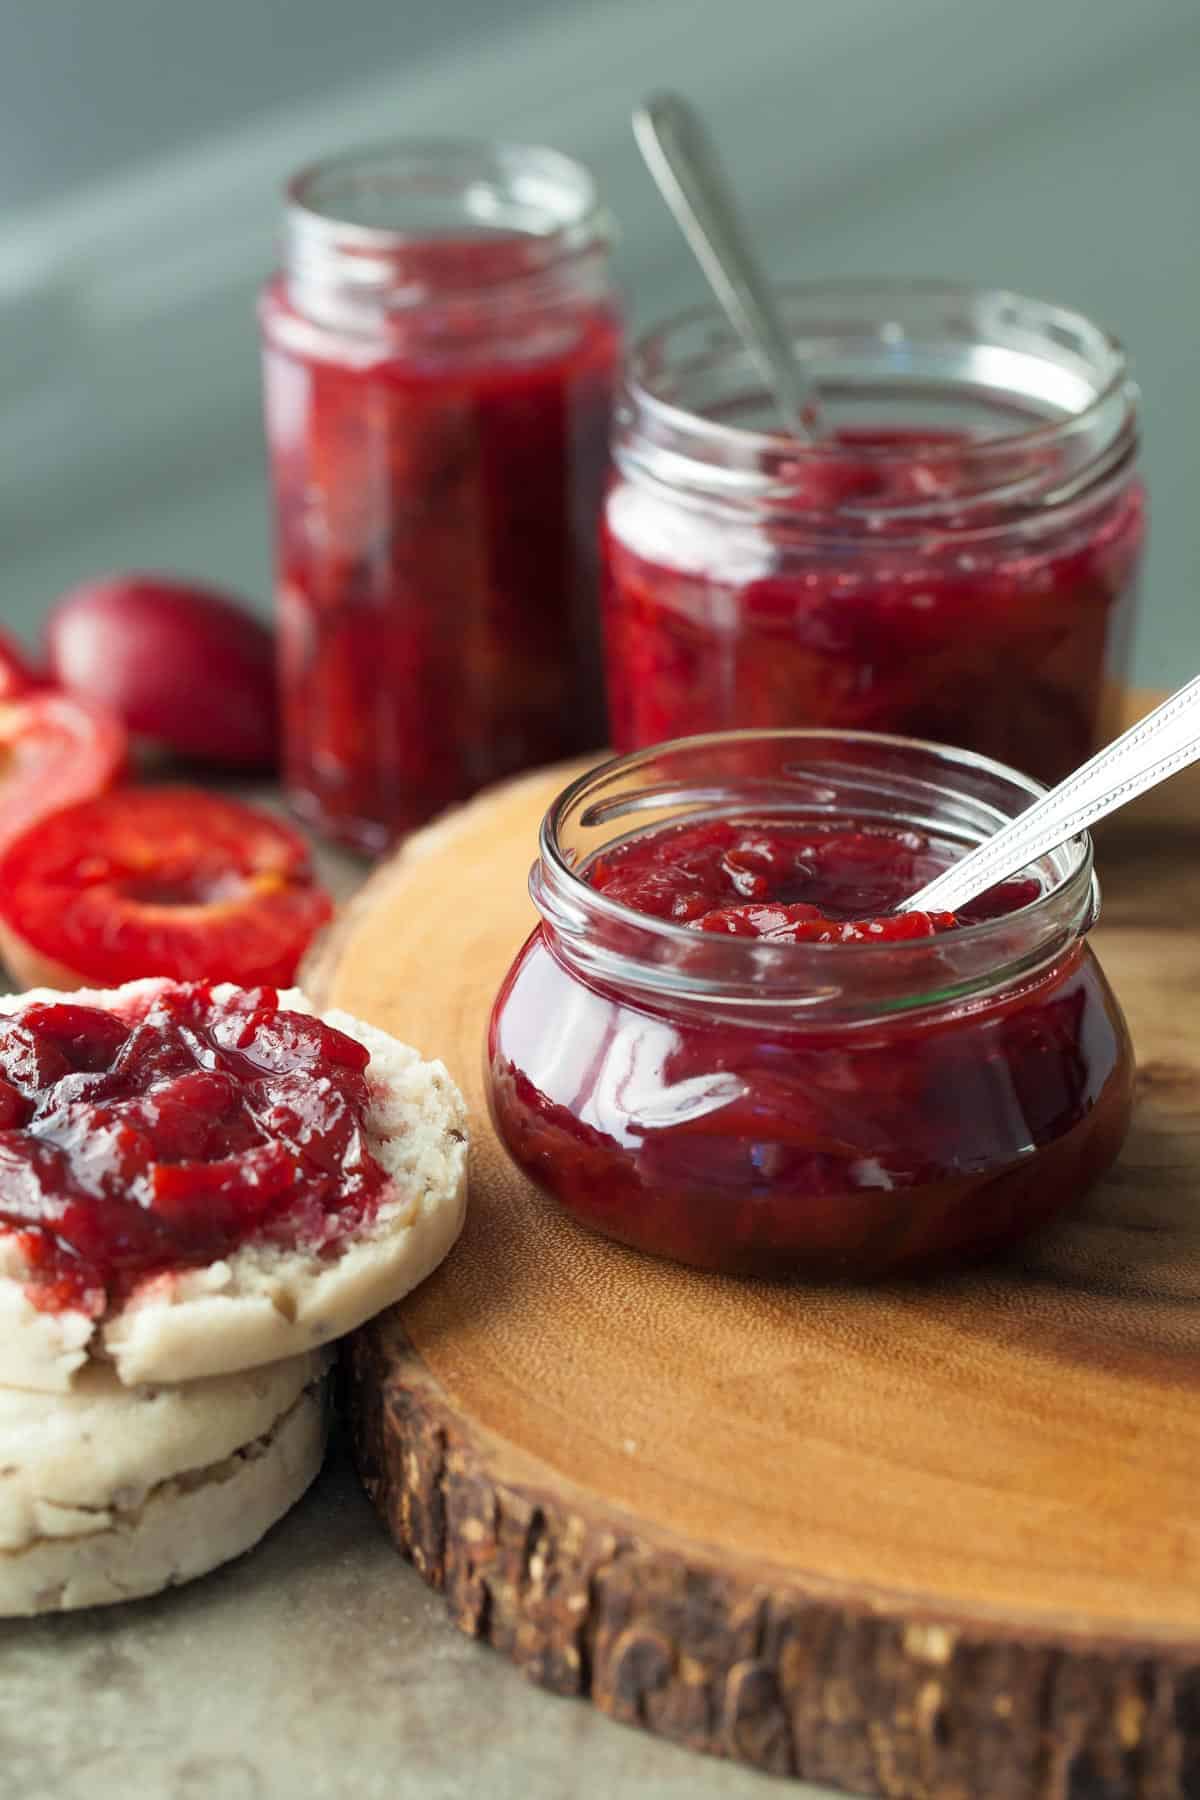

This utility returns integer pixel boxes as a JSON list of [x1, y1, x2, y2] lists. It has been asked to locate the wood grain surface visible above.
[[310, 705, 1200, 1797]]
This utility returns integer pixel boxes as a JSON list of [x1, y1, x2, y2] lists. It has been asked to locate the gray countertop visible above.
[[1, 1437, 837, 1800]]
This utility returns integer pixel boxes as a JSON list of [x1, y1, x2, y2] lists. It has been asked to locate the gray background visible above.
[[0, 0, 1196, 686]]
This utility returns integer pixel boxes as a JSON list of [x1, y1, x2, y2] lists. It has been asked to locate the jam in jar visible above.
[[261, 142, 621, 851], [602, 283, 1145, 787], [486, 731, 1133, 1278]]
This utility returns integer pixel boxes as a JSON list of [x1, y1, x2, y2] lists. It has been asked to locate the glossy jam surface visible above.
[[0, 983, 387, 1315], [488, 814, 1133, 1277], [588, 816, 1041, 942], [262, 265, 621, 851], [602, 430, 1145, 786]]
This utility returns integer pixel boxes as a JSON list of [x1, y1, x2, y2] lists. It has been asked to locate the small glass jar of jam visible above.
[[487, 730, 1133, 1279], [261, 142, 622, 852], [602, 282, 1145, 786]]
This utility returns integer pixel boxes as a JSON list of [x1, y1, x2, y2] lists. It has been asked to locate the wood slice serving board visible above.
[[307, 744, 1200, 1800]]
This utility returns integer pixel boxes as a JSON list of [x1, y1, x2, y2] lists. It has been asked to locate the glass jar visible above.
[[602, 282, 1145, 787], [261, 141, 622, 852], [486, 730, 1133, 1279]]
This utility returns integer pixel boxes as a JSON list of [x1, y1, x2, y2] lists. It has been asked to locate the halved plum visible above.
[[0, 692, 127, 854], [0, 787, 332, 989]]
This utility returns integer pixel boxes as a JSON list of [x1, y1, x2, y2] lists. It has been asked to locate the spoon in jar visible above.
[[633, 91, 823, 441], [900, 674, 1200, 916]]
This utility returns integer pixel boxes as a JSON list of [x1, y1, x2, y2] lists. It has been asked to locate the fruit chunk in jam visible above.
[[488, 814, 1132, 1277], [0, 983, 387, 1315], [601, 430, 1145, 787]]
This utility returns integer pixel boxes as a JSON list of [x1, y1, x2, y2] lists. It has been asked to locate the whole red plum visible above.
[[45, 574, 278, 770]]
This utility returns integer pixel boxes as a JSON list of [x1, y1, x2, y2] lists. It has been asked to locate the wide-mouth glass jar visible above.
[[602, 282, 1145, 788], [261, 140, 622, 853], [486, 730, 1134, 1279]]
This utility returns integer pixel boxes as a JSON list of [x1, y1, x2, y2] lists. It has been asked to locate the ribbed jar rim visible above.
[[614, 279, 1139, 529], [282, 138, 613, 327], [531, 729, 1098, 1024]]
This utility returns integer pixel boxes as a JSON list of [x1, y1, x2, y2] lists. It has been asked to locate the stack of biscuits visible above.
[[0, 981, 468, 1616]]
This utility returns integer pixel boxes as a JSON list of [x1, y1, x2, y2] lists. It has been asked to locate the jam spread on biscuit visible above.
[[0, 983, 388, 1315]]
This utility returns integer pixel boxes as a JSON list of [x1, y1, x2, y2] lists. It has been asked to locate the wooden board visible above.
[[308, 721, 1200, 1799]]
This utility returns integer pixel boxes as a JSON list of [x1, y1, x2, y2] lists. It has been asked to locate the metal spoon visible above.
[[901, 674, 1200, 915], [633, 91, 822, 441]]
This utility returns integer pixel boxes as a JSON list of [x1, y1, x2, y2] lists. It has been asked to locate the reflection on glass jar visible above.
[[487, 731, 1133, 1279], [261, 141, 622, 852], [602, 283, 1145, 786]]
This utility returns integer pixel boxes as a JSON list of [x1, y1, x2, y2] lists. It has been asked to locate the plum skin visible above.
[[45, 574, 278, 771]]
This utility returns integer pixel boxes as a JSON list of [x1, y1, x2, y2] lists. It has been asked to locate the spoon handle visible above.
[[633, 92, 819, 441], [902, 674, 1200, 915]]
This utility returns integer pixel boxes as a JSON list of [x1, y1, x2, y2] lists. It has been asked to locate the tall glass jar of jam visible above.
[[261, 142, 622, 851], [487, 730, 1133, 1279], [602, 283, 1145, 786]]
